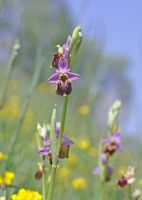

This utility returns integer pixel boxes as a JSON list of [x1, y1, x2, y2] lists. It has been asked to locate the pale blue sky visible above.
[[67, 0, 142, 134]]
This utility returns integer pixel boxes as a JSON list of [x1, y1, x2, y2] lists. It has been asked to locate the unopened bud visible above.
[[35, 170, 42, 180], [13, 39, 20, 51], [37, 123, 47, 139], [108, 100, 122, 132], [70, 25, 82, 52]]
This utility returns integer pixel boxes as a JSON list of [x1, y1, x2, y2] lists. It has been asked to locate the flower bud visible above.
[[35, 170, 42, 180], [108, 100, 122, 132], [13, 39, 20, 51], [37, 123, 48, 139], [70, 25, 82, 52], [59, 144, 70, 158]]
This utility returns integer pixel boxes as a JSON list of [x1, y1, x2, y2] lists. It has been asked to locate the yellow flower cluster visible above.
[[59, 167, 71, 180], [0, 96, 20, 120], [0, 95, 35, 130], [78, 139, 90, 150], [71, 177, 87, 190], [68, 154, 78, 166], [23, 108, 35, 126], [0, 171, 15, 185], [11, 188, 42, 200], [78, 105, 90, 116], [0, 151, 8, 161]]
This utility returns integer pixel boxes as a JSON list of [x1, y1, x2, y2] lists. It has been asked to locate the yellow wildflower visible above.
[[0, 96, 20, 120], [0, 171, 15, 185], [0, 176, 3, 185], [78, 105, 90, 116], [0, 152, 8, 161], [11, 188, 42, 200], [24, 108, 34, 125], [78, 139, 90, 150], [4, 171, 15, 185], [68, 154, 78, 166], [58, 167, 70, 180], [71, 177, 87, 190]]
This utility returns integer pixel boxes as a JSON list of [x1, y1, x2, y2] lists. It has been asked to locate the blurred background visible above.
[[0, 0, 142, 199], [0, 0, 141, 135]]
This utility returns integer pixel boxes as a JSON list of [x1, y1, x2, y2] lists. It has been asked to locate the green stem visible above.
[[0, 40, 20, 109], [47, 165, 57, 200], [57, 95, 68, 154], [98, 141, 107, 200], [47, 96, 68, 200], [42, 157, 46, 200], [36, 131, 47, 200], [100, 181, 105, 200], [128, 184, 132, 200]]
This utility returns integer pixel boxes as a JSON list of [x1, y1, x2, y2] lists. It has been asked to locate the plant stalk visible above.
[[47, 165, 57, 200], [42, 157, 46, 200], [128, 184, 132, 200], [47, 96, 68, 200], [57, 95, 68, 154], [0, 40, 20, 109], [7, 52, 44, 155]]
